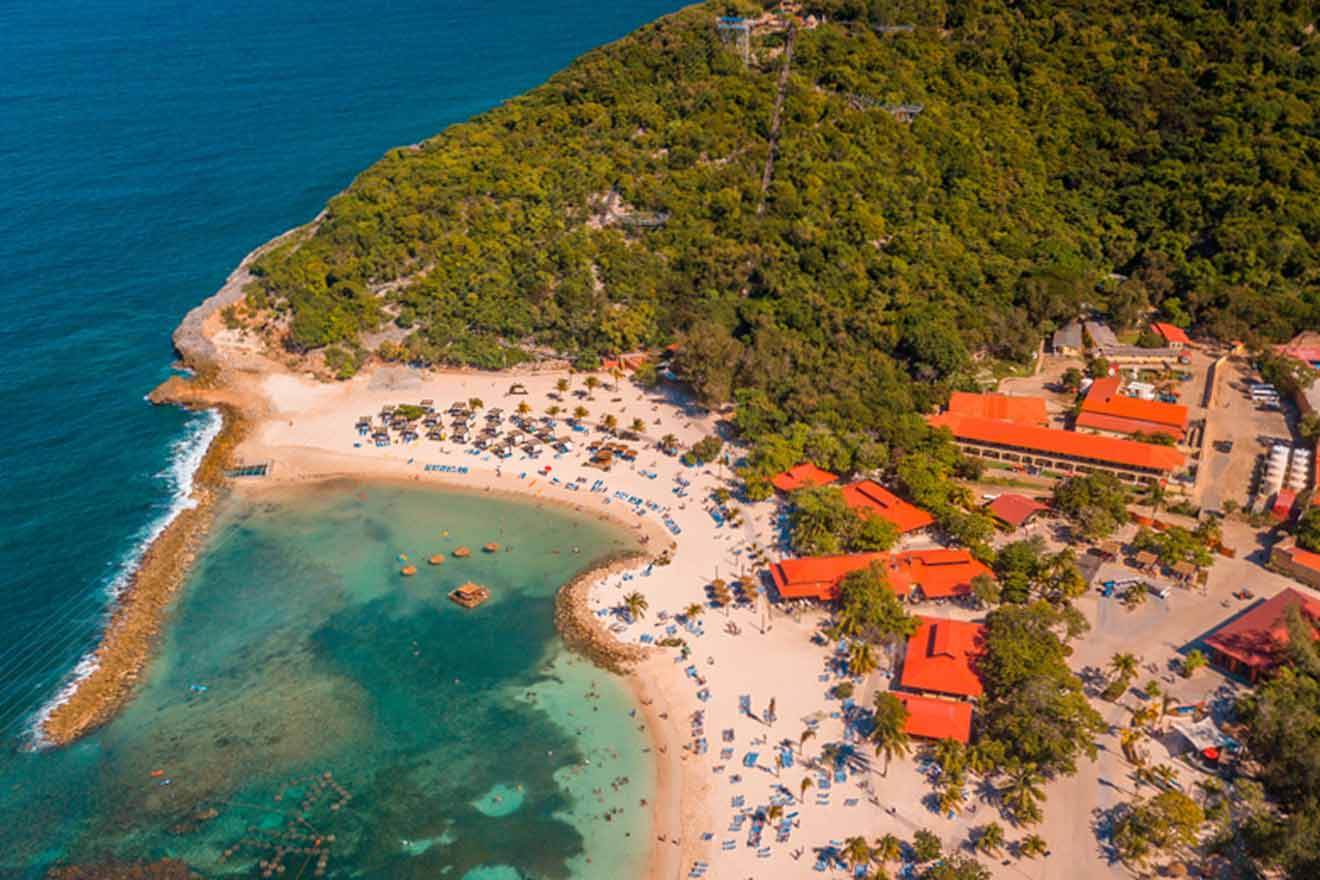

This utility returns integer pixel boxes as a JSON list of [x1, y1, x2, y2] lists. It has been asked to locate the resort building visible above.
[[1075, 377, 1189, 441], [768, 548, 992, 602], [928, 412, 1185, 484], [946, 392, 1049, 427], [840, 479, 935, 534], [1269, 539, 1320, 590], [899, 617, 985, 699], [1084, 320, 1119, 350], [1201, 587, 1320, 682], [1151, 322, 1190, 349], [985, 493, 1049, 529], [896, 692, 973, 743], [771, 462, 838, 493]]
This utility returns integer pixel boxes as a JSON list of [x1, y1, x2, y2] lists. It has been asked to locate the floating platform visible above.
[[400, 565, 417, 576], [483, 542, 501, 553], [453, 546, 472, 558], [428, 555, 445, 565], [449, 582, 490, 608]]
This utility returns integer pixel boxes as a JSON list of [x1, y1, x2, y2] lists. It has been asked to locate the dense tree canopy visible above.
[[240, 0, 1320, 461]]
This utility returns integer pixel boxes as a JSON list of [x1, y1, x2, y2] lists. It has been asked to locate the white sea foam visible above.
[[24, 408, 224, 748]]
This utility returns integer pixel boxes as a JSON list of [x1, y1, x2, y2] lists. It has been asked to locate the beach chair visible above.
[[742, 752, 758, 768]]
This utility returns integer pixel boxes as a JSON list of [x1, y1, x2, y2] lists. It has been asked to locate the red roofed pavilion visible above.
[[841, 480, 935, 534], [985, 493, 1049, 528], [897, 693, 973, 743], [900, 617, 985, 699], [1151, 322, 1190, 347], [946, 392, 1049, 426], [771, 462, 839, 493], [769, 549, 991, 602], [1202, 588, 1320, 682]]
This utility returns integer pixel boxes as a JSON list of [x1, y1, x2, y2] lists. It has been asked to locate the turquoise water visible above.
[[0, 482, 653, 877], [0, 0, 680, 743]]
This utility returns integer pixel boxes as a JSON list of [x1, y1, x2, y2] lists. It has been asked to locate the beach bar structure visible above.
[[1200, 587, 1320, 681], [896, 692, 973, 743], [771, 462, 839, 493], [769, 549, 992, 602], [840, 479, 935, 534], [928, 412, 1185, 484], [898, 617, 985, 699]]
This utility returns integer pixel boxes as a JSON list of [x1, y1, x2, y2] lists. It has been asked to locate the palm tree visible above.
[[1001, 763, 1045, 825], [974, 822, 1006, 856], [609, 366, 623, 391], [602, 413, 618, 433], [871, 833, 902, 867], [848, 640, 879, 677], [516, 401, 531, 416], [1119, 727, 1145, 765], [556, 377, 570, 394], [1109, 652, 1140, 683], [630, 417, 646, 434], [932, 738, 967, 776], [659, 432, 678, 453], [585, 375, 600, 396], [1018, 834, 1048, 859], [799, 776, 814, 803], [683, 602, 704, 621], [573, 405, 589, 421], [622, 591, 648, 622], [467, 397, 484, 411], [870, 693, 911, 777], [937, 780, 967, 816], [767, 803, 784, 822], [1182, 649, 1208, 677], [799, 727, 817, 755], [546, 404, 561, 417], [843, 836, 873, 873]]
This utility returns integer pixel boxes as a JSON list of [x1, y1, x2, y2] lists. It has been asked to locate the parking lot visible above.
[[1196, 357, 1296, 513]]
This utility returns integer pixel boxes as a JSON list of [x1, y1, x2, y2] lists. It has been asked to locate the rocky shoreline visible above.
[[554, 551, 656, 674]]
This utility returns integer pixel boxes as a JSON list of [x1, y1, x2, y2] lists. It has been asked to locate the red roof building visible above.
[[768, 548, 992, 602], [841, 480, 935, 533], [985, 494, 1049, 528], [771, 462, 839, 493], [768, 553, 888, 601], [1270, 541, 1320, 591], [890, 549, 992, 600], [1202, 588, 1320, 681], [1077, 377, 1188, 440], [897, 693, 973, 743], [928, 412, 1184, 481], [899, 617, 986, 699], [1151, 323, 1190, 348], [946, 392, 1049, 427]]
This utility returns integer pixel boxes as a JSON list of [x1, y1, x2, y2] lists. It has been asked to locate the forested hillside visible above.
[[243, 0, 1320, 451]]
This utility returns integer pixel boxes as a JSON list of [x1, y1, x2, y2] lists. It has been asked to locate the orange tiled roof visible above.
[[894, 549, 992, 600], [1204, 588, 1320, 672], [897, 693, 973, 743], [768, 552, 888, 601], [1080, 378, 1188, 434], [946, 392, 1049, 426], [1151, 322, 1190, 345], [1075, 411, 1183, 439], [928, 412, 1185, 473], [1284, 544, 1320, 573], [841, 480, 935, 533], [771, 462, 839, 493], [900, 617, 985, 699]]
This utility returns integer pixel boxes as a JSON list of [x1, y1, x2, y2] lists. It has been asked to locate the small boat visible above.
[[401, 565, 417, 576], [453, 546, 472, 558], [428, 555, 445, 565], [448, 582, 491, 609], [483, 542, 501, 553]]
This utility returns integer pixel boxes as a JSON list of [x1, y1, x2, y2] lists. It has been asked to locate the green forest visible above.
[[246, 0, 1320, 416]]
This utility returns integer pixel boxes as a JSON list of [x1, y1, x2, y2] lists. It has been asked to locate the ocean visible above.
[[0, 0, 678, 875]]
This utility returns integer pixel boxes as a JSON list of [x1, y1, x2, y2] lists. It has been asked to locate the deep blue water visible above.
[[0, 0, 681, 743]]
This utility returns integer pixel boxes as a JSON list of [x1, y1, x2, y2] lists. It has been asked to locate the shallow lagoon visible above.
[[0, 481, 652, 879]]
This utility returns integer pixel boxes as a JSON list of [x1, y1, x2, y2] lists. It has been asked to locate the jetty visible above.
[[448, 582, 491, 608]]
